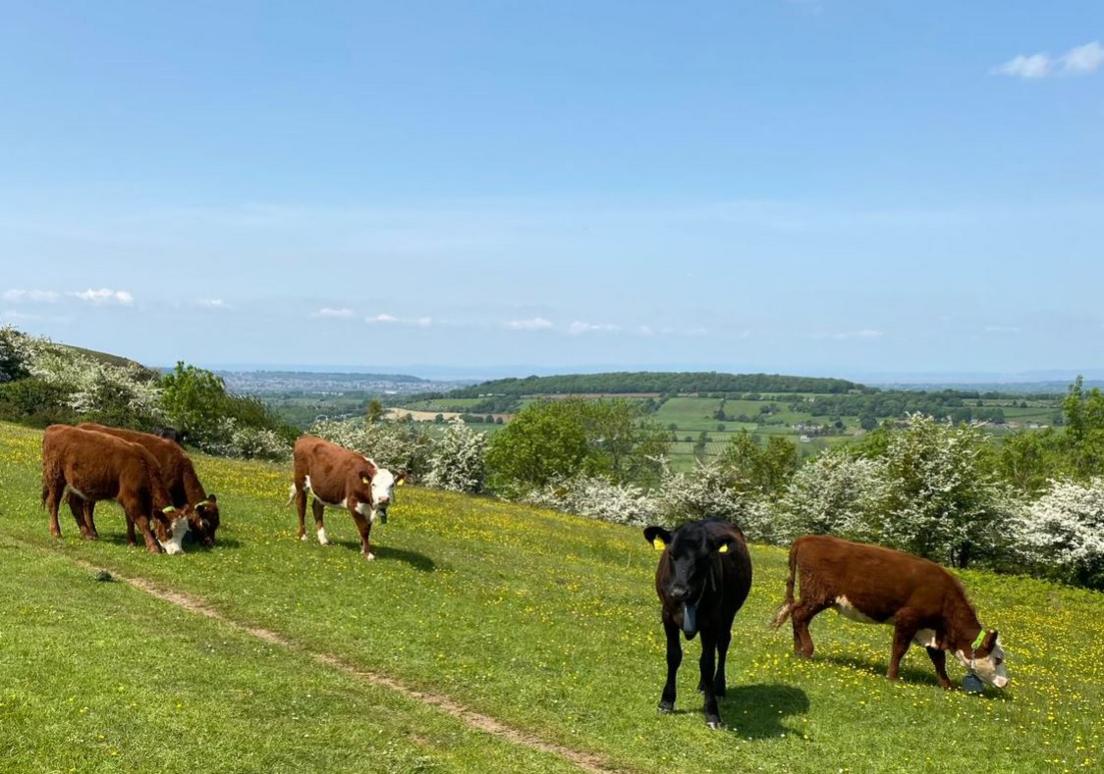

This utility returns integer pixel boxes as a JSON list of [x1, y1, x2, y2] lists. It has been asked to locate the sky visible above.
[[1, 1, 1102, 380]]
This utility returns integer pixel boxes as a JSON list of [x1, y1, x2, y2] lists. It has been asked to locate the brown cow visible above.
[[41, 425, 193, 554], [76, 422, 219, 546], [771, 535, 1009, 689], [289, 436, 407, 560]]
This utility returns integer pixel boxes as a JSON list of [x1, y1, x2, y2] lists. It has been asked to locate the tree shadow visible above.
[[719, 683, 810, 738], [333, 540, 437, 572]]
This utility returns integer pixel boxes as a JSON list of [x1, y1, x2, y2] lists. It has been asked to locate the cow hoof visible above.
[[364, 552, 376, 561], [299, 534, 308, 542], [658, 701, 674, 714], [706, 719, 724, 731]]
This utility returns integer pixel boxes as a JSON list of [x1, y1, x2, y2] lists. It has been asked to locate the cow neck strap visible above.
[[971, 629, 987, 652]]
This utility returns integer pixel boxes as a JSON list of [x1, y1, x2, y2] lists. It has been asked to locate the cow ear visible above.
[[643, 526, 671, 551], [984, 630, 999, 652], [207, 493, 217, 503], [397, 470, 410, 485]]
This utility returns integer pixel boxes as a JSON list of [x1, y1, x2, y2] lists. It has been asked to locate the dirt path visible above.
[[9, 539, 622, 774]]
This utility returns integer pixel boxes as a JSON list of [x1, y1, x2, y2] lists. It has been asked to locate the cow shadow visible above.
[[333, 540, 437, 572], [819, 653, 1014, 701], [719, 683, 810, 738], [95, 532, 244, 551]]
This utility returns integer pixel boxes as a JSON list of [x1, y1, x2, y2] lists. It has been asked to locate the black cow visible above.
[[643, 518, 753, 729]]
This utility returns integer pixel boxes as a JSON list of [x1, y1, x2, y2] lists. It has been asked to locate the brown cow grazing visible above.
[[289, 436, 407, 560], [41, 425, 193, 554], [76, 422, 220, 546], [643, 518, 753, 729], [771, 535, 1009, 690]]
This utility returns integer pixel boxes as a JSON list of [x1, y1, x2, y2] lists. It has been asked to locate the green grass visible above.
[[2, 421, 1101, 772]]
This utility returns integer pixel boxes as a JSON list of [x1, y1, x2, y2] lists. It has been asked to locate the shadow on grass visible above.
[[720, 683, 810, 738], [818, 653, 1014, 701], [333, 540, 437, 571], [91, 530, 244, 551]]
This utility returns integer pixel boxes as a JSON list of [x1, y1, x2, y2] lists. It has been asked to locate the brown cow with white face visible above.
[[41, 425, 193, 554], [76, 423, 220, 546], [288, 436, 407, 560], [771, 535, 1009, 690]]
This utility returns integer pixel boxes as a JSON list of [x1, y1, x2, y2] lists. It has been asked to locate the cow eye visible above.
[[994, 657, 1003, 666]]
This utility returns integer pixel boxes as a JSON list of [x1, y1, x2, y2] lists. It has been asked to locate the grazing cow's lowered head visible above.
[[363, 459, 408, 523], [956, 629, 1008, 689], [157, 504, 197, 555], [186, 494, 219, 547]]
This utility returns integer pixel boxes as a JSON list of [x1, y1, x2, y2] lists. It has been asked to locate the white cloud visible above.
[[993, 53, 1052, 79], [1062, 41, 1104, 74], [814, 329, 884, 341], [993, 41, 1103, 79], [70, 288, 134, 305], [2, 289, 60, 303], [196, 298, 229, 309], [313, 307, 355, 319], [365, 313, 432, 327], [506, 317, 554, 331], [984, 324, 1021, 334], [568, 320, 621, 336]]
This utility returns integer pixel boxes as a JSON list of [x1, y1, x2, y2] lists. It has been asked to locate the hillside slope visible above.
[[1, 421, 1100, 772]]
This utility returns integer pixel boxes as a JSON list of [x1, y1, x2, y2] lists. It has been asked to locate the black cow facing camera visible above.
[[643, 518, 753, 729]]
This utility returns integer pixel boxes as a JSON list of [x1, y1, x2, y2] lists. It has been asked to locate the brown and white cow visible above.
[[771, 535, 1009, 689], [288, 436, 407, 559], [41, 425, 193, 554], [77, 422, 220, 546]]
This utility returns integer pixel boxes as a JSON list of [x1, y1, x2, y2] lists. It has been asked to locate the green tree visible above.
[[160, 362, 229, 441], [366, 399, 384, 423], [0, 326, 30, 384], [485, 401, 590, 495]]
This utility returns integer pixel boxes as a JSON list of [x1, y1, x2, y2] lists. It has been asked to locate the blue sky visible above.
[[2, 1, 1102, 379]]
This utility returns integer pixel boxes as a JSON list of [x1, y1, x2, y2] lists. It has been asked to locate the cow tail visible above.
[[770, 543, 799, 630], [286, 483, 298, 506]]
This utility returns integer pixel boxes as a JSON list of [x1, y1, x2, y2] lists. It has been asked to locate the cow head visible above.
[[955, 629, 1009, 689], [187, 494, 219, 547], [644, 521, 735, 638], [366, 463, 408, 524], [156, 505, 195, 555]]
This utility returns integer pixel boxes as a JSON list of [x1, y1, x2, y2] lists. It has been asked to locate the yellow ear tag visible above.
[[652, 537, 666, 551], [718, 544, 729, 553], [362, 477, 371, 484], [397, 478, 405, 487]]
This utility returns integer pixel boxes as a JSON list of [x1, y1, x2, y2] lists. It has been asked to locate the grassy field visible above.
[[2, 420, 1101, 772]]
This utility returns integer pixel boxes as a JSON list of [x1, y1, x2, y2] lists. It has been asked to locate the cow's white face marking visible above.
[[159, 517, 189, 555], [371, 469, 397, 503], [955, 636, 1009, 688], [833, 595, 877, 624], [913, 629, 939, 649], [317, 527, 329, 546]]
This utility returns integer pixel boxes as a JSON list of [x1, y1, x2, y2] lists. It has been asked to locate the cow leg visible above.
[[67, 492, 93, 539], [130, 512, 164, 554], [698, 631, 722, 729], [45, 479, 64, 539], [312, 499, 329, 545], [83, 499, 99, 539], [349, 508, 374, 560], [295, 485, 308, 541], [926, 647, 954, 689], [791, 601, 826, 659], [658, 618, 681, 713], [888, 617, 919, 681], [713, 628, 731, 698], [125, 513, 137, 546]]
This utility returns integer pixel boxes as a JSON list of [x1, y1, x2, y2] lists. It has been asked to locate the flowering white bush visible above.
[[309, 418, 431, 473], [14, 329, 164, 425], [774, 452, 889, 543], [525, 475, 659, 526], [206, 419, 289, 461], [655, 460, 771, 536], [875, 414, 1008, 567], [1014, 478, 1104, 588], [423, 419, 487, 493]]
